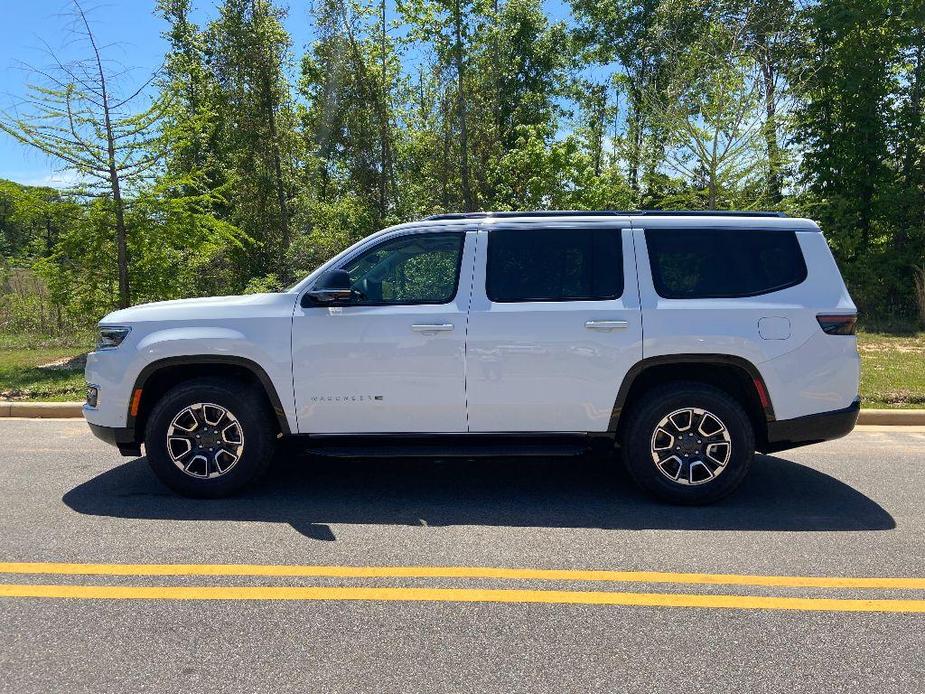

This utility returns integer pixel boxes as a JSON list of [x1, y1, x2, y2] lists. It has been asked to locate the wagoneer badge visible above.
[[311, 395, 384, 402]]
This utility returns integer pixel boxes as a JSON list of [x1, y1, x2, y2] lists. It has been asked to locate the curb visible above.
[[0, 402, 85, 418], [857, 409, 925, 426], [0, 402, 924, 425]]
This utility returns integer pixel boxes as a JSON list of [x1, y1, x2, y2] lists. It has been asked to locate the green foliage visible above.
[[243, 274, 283, 294], [1, 0, 924, 328], [287, 194, 376, 277], [792, 0, 925, 319]]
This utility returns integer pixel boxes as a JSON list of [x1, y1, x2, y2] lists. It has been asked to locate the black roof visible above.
[[425, 210, 788, 221]]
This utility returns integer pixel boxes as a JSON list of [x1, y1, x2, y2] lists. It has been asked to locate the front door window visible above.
[[341, 232, 464, 306]]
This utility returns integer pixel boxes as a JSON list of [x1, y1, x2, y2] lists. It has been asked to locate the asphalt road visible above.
[[1, 419, 924, 693]]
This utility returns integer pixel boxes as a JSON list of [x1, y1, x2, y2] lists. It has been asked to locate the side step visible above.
[[301, 434, 604, 459]]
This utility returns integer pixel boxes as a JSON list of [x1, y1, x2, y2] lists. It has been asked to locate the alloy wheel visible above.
[[649, 407, 732, 486], [166, 403, 245, 479]]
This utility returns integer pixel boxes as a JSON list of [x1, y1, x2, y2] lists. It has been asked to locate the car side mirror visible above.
[[302, 269, 354, 306]]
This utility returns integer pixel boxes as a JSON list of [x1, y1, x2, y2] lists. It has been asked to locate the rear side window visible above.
[[645, 228, 807, 299], [487, 227, 623, 302]]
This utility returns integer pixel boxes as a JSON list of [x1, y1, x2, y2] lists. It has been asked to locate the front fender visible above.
[[84, 316, 296, 434]]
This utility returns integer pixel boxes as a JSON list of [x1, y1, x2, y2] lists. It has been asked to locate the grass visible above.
[[0, 332, 94, 402], [858, 330, 925, 409], [1, 329, 924, 408]]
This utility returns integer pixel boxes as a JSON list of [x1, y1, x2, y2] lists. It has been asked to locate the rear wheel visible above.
[[144, 378, 276, 498], [622, 382, 755, 505]]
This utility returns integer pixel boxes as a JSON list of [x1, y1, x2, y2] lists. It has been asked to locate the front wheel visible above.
[[622, 383, 755, 505], [144, 378, 276, 498]]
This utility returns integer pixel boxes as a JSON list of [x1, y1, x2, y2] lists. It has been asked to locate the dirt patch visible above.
[[866, 390, 925, 405], [37, 354, 87, 371]]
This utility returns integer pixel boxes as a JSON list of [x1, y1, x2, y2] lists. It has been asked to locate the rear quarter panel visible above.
[[633, 218, 859, 420]]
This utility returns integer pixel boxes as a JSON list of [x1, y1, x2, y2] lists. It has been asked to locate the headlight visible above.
[[97, 326, 131, 350]]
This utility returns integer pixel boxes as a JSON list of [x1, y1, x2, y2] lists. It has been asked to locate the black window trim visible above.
[[643, 226, 808, 300], [485, 225, 626, 304], [310, 229, 468, 308]]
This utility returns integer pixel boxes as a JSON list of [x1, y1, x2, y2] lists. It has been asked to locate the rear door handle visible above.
[[585, 320, 629, 330], [411, 323, 454, 332]]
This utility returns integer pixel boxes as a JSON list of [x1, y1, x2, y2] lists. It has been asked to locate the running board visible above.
[[300, 434, 603, 459]]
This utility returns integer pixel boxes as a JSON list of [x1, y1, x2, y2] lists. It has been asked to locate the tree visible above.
[[0, 180, 81, 261], [476, 0, 569, 207], [207, 0, 297, 279], [793, 0, 902, 310], [741, 0, 798, 203], [157, 0, 227, 197], [0, 1, 165, 308], [299, 0, 399, 224], [895, 0, 925, 257], [451, 0, 474, 210], [397, 0, 479, 210], [645, 3, 770, 209], [571, 0, 669, 204]]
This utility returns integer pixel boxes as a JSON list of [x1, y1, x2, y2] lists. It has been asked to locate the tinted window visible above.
[[487, 227, 623, 302], [341, 232, 464, 305], [645, 228, 807, 299]]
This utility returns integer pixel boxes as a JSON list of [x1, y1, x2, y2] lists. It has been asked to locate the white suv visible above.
[[84, 211, 860, 504]]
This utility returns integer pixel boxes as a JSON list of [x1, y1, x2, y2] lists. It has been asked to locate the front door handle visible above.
[[411, 323, 455, 333], [585, 320, 629, 331]]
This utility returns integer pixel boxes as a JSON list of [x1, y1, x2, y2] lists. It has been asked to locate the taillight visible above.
[[816, 314, 857, 335]]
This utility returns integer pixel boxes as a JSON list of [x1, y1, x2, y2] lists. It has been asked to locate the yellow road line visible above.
[[1, 562, 924, 590], [1, 583, 924, 612]]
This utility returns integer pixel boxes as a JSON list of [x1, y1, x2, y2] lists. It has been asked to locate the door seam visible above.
[[463, 228, 481, 433], [629, 222, 645, 360]]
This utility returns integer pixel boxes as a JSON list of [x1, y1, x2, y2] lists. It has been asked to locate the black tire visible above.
[[144, 377, 276, 498], [621, 382, 755, 505]]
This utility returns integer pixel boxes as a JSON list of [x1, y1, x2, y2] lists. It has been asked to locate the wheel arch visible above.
[[127, 356, 291, 444], [610, 354, 774, 448]]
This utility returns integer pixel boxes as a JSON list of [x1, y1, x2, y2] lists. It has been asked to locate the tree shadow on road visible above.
[[62, 452, 895, 541]]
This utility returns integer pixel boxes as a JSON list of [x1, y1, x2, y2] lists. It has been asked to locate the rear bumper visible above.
[[87, 422, 142, 457], [761, 399, 860, 453]]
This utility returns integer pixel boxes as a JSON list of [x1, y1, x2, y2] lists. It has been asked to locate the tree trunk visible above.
[[441, 95, 451, 209], [266, 96, 290, 262], [492, 0, 502, 144], [708, 134, 719, 209], [79, 0, 130, 307], [254, 0, 290, 270], [453, 0, 474, 212], [761, 58, 783, 204], [44, 217, 53, 256], [102, 72, 129, 309], [379, 0, 389, 218], [900, 31, 925, 248], [341, 6, 394, 219], [627, 83, 643, 202], [591, 85, 606, 177], [110, 170, 130, 309]]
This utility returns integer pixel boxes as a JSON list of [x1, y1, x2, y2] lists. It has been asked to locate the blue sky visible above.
[[0, 0, 574, 188], [0, 1, 310, 186]]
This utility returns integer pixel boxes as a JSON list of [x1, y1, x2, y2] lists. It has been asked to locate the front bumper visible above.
[[87, 421, 142, 457], [761, 399, 860, 453]]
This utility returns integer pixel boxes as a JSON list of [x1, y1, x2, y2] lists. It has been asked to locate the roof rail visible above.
[[423, 211, 628, 221], [637, 210, 788, 218], [424, 210, 788, 221]]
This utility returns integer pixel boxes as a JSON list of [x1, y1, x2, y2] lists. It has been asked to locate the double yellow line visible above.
[[2, 562, 924, 612]]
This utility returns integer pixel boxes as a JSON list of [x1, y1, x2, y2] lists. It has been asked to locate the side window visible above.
[[486, 227, 623, 302], [645, 228, 807, 299], [341, 232, 464, 305]]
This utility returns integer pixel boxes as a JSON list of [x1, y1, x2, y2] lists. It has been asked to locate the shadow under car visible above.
[[62, 450, 896, 541]]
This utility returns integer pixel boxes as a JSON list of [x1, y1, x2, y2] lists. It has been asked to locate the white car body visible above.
[[85, 212, 860, 461]]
